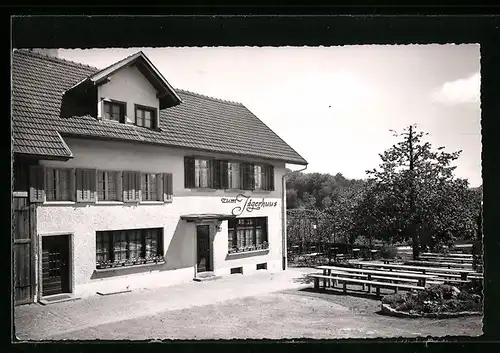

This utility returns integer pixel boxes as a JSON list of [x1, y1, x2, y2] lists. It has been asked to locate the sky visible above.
[[57, 45, 482, 187]]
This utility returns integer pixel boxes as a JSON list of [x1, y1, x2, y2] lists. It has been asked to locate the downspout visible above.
[[282, 164, 308, 270]]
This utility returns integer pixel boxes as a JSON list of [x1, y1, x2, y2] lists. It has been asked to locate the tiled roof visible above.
[[12, 49, 308, 165]]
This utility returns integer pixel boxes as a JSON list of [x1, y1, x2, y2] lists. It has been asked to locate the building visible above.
[[12, 49, 308, 304]]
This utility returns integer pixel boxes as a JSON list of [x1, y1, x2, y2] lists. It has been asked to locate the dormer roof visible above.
[[67, 51, 182, 109]]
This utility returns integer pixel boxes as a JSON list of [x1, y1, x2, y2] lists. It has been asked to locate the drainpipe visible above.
[[282, 164, 308, 270]]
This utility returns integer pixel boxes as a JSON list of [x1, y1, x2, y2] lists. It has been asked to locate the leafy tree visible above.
[[366, 124, 474, 258]]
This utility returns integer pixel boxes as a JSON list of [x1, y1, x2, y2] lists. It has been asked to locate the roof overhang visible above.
[[65, 51, 182, 110], [180, 214, 237, 223]]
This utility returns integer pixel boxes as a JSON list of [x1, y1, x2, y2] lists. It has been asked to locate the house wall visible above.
[[98, 65, 160, 124], [37, 138, 285, 298]]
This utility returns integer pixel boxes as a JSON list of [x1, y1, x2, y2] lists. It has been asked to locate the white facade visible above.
[[36, 138, 286, 299]]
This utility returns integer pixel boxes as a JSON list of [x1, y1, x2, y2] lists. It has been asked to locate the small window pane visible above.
[[114, 232, 128, 261]]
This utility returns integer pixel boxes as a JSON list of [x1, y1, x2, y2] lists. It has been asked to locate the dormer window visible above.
[[135, 105, 157, 129], [103, 100, 126, 123]]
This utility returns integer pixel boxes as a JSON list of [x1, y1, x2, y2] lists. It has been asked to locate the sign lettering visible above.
[[221, 194, 278, 216]]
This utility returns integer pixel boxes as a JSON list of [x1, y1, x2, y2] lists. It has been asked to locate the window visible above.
[[141, 173, 162, 201], [135, 105, 156, 128], [254, 164, 274, 191], [184, 156, 274, 191], [228, 217, 268, 253], [45, 167, 73, 201], [95, 228, 164, 268], [103, 101, 125, 123], [97, 171, 119, 201], [194, 159, 211, 188], [254, 165, 264, 190], [228, 162, 241, 189]]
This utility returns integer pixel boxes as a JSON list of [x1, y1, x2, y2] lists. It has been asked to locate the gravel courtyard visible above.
[[14, 268, 482, 341]]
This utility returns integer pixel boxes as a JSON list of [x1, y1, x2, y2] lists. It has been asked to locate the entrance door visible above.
[[196, 225, 212, 273], [42, 235, 70, 296]]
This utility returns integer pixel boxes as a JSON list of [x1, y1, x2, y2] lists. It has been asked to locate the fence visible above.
[[13, 193, 36, 305]]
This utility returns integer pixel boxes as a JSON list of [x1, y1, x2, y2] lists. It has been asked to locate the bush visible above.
[[382, 284, 483, 315], [459, 279, 483, 298], [380, 245, 398, 259]]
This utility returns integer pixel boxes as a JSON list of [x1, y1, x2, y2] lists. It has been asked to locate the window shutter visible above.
[[116, 172, 123, 201], [212, 160, 221, 189], [76, 169, 83, 202], [163, 173, 173, 202], [69, 168, 76, 201], [89, 169, 97, 202], [242, 163, 255, 190], [29, 165, 45, 203], [248, 164, 255, 190], [267, 165, 275, 191], [76, 169, 96, 202], [122, 171, 134, 202], [135, 172, 142, 201], [156, 173, 163, 201], [184, 156, 195, 188], [220, 161, 229, 189]]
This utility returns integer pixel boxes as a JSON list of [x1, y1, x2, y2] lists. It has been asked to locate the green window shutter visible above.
[[29, 165, 45, 203], [184, 156, 195, 188], [163, 173, 173, 202]]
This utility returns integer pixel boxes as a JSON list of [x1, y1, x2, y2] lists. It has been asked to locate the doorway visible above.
[[41, 235, 71, 296], [196, 225, 212, 273]]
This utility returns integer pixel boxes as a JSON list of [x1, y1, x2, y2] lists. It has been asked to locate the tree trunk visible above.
[[408, 125, 420, 259]]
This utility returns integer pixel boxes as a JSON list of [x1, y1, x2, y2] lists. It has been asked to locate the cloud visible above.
[[431, 72, 480, 105]]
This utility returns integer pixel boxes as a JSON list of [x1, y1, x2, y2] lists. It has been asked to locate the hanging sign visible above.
[[221, 193, 278, 216]]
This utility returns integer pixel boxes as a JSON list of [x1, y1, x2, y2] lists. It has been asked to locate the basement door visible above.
[[196, 225, 212, 273], [42, 235, 70, 296]]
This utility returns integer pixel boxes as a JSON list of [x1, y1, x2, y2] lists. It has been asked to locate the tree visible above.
[[366, 124, 464, 258]]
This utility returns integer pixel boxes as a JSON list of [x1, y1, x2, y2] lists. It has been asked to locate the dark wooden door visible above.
[[13, 196, 36, 305], [196, 225, 211, 273], [42, 235, 70, 296]]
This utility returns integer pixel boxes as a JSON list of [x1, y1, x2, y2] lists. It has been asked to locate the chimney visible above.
[[29, 48, 59, 58]]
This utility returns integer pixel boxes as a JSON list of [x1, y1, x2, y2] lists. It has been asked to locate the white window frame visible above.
[[45, 167, 73, 202], [97, 170, 121, 201], [228, 162, 241, 189], [141, 172, 162, 201], [194, 159, 210, 188]]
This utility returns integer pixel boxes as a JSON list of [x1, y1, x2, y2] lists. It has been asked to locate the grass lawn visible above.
[[47, 286, 482, 340]]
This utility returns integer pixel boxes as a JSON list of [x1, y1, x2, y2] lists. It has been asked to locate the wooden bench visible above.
[[308, 274, 425, 297], [418, 257, 474, 264], [406, 260, 473, 269], [350, 261, 475, 281], [317, 265, 437, 287]]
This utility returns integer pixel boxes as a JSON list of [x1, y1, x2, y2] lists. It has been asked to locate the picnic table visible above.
[[350, 261, 476, 280]]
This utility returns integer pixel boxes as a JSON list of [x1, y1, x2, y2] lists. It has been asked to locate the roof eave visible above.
[[14, 152, 74, 162]]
